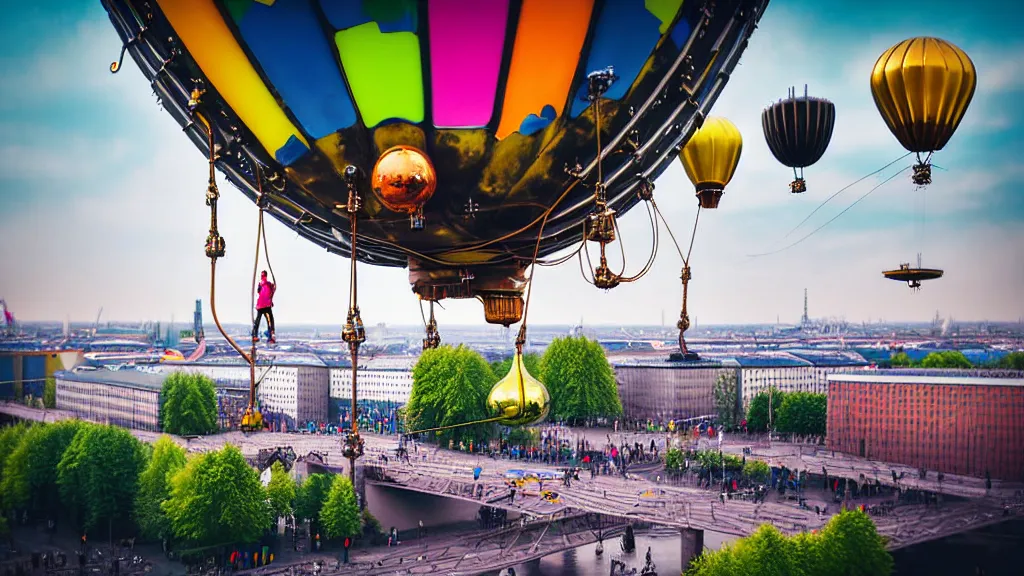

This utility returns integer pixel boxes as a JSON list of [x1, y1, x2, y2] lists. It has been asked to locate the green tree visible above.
[[817, 509, 893, 575], [58, 424, 146, 532], [743, 460, 769, 483], [889, 352, 914, 367], [162, 445, 270, 546], [686, 509, 891, 576], [746, 389, 785, 433], [540, 336, 622, 423], [406, 345, 496, 446], [491, 353, 542, 380], [135, 435, 187, 540], [266, 461, 297, 520], [160, 372, 218, 436], [713, 372, 740, 429], [775, 392, 828, 436], [295, 473, 333, 524], [920, 351, 972, 369], [665, 448, 684, 473], [0, 422, 32, 511], [320, 475, 360, 541], [999, 351, 1024, 370], [43, 378, 56, 409], [1, 420, 87, 516]]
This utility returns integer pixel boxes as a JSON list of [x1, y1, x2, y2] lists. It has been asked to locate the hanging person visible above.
[[253, 270, 276, 344]]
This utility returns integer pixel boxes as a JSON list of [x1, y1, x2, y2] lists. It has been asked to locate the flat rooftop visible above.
[[828, 373, 1024, 387], [56, 368, 164, 391]]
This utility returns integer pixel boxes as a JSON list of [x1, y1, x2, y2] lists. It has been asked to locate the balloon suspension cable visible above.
[[748, 164, 913, 257], [340, 166, 366, 484], [581, 67, 626, 290], [782, 152, 912, 240], [617, 198, 661, 283], [912, 152, 934, 187], [655, 203, 701, 356], [537, 224, 586, 267], [790, 167, 807, 194], [191, 94, 258, 423], [422, 299, 441, 351], [192, 101, 249, 366]]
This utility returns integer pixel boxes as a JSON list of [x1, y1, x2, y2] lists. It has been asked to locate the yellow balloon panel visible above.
[[679, 116, 742, 208], [870, 37, 976, 154], [156, 0, 309, 164]]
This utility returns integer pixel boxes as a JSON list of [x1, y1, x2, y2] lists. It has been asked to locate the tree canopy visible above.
[[320, 474, 360, 540], [1, 419, 87, 515], [266, 461, 297, 519], [889, 352, 913, 367], [713, 372, 740, 429], [746, 389, 785, 433], [162, 444, 270, 546], [491, 353, 542, 381], [135, 435, 187, 540], [686, 509, 892, 576], [295, 473, 333, 524], [57, 424, 146, 532], [999, 351, 1024, 370], [406, 345, 496, 446], [43, 378, 56, 409], [540, 336, 622, 423], [920, 351, 973, 369], [775, 392, 827, 436], [160, 372, 219, 436]]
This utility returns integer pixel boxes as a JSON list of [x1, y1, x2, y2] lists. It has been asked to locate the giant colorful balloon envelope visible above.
[[102, 0, 768, 324]]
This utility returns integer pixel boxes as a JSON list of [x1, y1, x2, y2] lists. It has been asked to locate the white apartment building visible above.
[[147, 357, 329, 424], [729, 351, 873, 410], [55, 369, 162, 431], [329, 356, 416, 405]]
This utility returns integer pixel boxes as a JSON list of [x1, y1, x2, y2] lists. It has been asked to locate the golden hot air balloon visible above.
[[487, 352, 550, 426], [371, 145, 438, 229], [870, 37, 977, 186], [679, 117, 743, 209]]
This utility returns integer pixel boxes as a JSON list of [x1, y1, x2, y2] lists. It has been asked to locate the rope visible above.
[[748, 165, 912, 257], [195, 110, 251, 365], [782, 153, 912, 240], [618, 200, 661, 283]]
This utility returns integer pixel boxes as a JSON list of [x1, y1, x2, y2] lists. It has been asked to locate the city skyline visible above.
[[2, 0, 1023, 326]]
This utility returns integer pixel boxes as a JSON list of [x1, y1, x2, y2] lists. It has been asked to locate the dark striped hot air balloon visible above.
[[761, 86, 836, 194]]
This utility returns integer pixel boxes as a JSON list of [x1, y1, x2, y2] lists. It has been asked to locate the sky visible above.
[[0, 0, 1022, 328]]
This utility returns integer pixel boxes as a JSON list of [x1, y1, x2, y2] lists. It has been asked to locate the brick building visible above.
[[826, 372, 1024, 481]]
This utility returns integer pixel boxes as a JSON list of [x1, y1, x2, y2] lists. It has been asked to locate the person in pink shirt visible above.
[[253, 270, 276, 344]]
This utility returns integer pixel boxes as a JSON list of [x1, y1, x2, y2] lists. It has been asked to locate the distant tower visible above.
[[801, 288, 809, 325], [193, 299, 205, 343]]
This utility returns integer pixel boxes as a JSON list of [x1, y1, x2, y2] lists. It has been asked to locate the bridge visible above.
[[3, 403, 1022, 560]]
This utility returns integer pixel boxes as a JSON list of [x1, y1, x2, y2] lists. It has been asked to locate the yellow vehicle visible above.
[[241, 407, 263, 433]]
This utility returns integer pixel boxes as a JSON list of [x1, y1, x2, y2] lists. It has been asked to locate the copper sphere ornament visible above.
[[371, 145, 437, 229], [487, 352, 551, 426]]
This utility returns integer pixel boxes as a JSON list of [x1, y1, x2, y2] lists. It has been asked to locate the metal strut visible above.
[[340, 166, 366, 486]]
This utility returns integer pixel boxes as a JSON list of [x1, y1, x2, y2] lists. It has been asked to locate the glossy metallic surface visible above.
[[487, 352, 550, 426], [371, 145, 438, 214], [870, 37, 976, 154], [679, 117, 743, 209]]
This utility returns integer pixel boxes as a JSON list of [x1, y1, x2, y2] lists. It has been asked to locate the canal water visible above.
[[483, 531, 737, 576], [485, 518, 1024, 575]]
